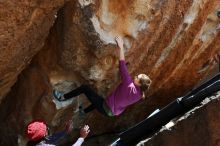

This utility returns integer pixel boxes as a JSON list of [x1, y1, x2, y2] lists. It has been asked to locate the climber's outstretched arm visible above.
[[115, 36, 132, 82], [115, 36, 125, 61]]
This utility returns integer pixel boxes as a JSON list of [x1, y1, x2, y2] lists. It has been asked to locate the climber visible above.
[[26, 120, 90, 146], [53, 36, 152, 117]]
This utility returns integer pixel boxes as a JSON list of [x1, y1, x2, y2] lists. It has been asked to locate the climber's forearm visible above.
[[119, 47, 125, 60], [115, 36, 125, 60]]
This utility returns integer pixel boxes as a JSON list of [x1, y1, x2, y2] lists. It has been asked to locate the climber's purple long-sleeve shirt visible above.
[[105, 60, 142, 116]]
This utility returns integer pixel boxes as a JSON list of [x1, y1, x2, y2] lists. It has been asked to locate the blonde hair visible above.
[[138, 74, 151, 99]]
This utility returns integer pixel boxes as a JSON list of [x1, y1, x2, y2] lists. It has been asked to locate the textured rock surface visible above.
[[138, 93, 220, 146], [0, 0, 220, 145], [0, 0, 67, 102]]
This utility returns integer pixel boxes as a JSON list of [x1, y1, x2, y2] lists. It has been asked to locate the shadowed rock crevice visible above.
[[139, 94, 220, 146]]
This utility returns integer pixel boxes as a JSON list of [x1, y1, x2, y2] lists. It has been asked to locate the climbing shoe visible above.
[[53, 90, 65, 101]]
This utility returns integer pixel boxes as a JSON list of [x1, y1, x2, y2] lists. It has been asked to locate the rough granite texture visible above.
[[0, 0, 220, 145]]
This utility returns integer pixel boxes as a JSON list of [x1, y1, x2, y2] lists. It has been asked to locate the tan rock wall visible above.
[[0, 0, 67, 102], [0, 0, 220, 145]]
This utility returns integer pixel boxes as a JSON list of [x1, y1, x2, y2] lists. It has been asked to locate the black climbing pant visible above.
[[64, 85, 107, 116]]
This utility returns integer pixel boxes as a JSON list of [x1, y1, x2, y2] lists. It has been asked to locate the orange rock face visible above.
[[0, 0, 66, 102], [0, 0, 220, 145]]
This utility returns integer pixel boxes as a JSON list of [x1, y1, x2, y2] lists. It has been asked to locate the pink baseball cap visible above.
[[26, 120, 47, 141]]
